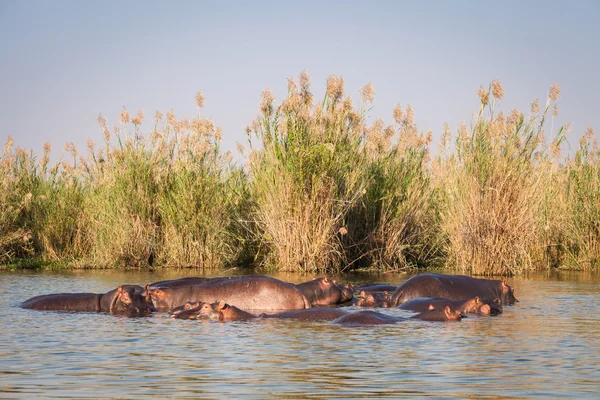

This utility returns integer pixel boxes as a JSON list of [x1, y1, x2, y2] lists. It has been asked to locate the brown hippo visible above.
[[410, 306, 462, 322], [355, 291, 392, 308], [199, 301, 257, 322], [390, 273, 518, 306], [146, 276, 310, 312], [149, 276, 250, 289], [149, 277, 216, 289], [355, 284, 398, 293], [331, 310, 401, 326], [259, 308, 348, 321], [295, 277, 353, 306], [21, 285, 155, 315], [399, 297, 499, 315]]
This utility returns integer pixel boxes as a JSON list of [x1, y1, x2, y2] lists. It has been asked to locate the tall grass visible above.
[[246, 74, 368, 272], [435, 82, 562, 275], [554, 128, 600, 270], [0, 74, 597, 275], [246, 73, 436, 272]]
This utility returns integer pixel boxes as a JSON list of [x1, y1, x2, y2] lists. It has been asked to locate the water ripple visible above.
[[1, 271, 599, 398]]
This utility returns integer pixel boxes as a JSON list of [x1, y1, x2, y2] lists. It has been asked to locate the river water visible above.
[[0, 269, 599, 398]]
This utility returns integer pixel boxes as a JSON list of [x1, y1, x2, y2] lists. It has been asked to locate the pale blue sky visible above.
[[1, 0, 598, 160]]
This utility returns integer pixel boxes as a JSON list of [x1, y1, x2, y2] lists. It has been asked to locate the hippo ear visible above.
[[217, 300, 226, 310], [474, 296, 480, 303], [428, 304, 435, 310], [444, 306, 452, 317], [360, 291, 366, 298], [117, 285, 123, 294], [323, 277, 329, 283]]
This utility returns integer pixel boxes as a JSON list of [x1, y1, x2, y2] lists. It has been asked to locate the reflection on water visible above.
[[0, 270, 599, 398]]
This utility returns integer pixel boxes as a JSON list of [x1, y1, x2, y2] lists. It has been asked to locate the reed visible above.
[[435, 82, 560, 275], [246, 73, 437, 272], [1, 75, 597, 275], [553, 128, 600, 270]]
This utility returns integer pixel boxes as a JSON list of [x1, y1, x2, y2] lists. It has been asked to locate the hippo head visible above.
[[334, 281, 354, 303], [356, 291, 391, 308], [443, 306, 462, 321], [462, 297, 491, 315], [197, 301, 224, 321], [110, 285, 155, 314], [145, 286, 171, 311], [500, 281, 519, 304], [488, 299, 503, 315]]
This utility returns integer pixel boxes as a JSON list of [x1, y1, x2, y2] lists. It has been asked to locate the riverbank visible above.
[[1, 73, 598, 275]]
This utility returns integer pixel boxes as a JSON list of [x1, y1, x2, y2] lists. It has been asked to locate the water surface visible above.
[[1, 270, 599, 398]]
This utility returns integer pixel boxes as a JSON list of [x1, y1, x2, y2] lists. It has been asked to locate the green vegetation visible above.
[[1, 73, 597, 275]]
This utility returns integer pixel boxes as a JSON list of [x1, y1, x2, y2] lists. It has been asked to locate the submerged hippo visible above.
[[295, 277, 353, 306], [355, 284, 398, 293], [147, 275, 311, 312], [259, 308, 349, 321], [21, 285, 155, 315], [390, 273, 518, 306], [331, 310, 401, 326], [355, 291, 392, 308], [399, 296, 499, 315], [410, 306, 462, 322]]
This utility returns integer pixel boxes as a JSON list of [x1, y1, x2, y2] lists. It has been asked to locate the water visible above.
[[1, 270, 599, 398]]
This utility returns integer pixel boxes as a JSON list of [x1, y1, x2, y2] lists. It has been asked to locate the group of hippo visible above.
[[21, 273, 518, 325]]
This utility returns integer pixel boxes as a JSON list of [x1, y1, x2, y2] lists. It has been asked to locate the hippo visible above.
[[410, 306, 462, 322], [390, 273, 518, 306], [149, 276, 251, 289], [259, 308, 349, 321], [399, 297, 499, 315], [21, 285, 155, 315], [355, 284, 398, 293], [146, 275, 311, 312], [355, 291, 391, 308], [149, 277, 216, 289], [295, 277, 353, 306], [331, 310, 401, 326], [199, 301, 257, 322]]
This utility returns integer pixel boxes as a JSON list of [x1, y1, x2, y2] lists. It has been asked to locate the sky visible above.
[[1, 0, 598, 162]]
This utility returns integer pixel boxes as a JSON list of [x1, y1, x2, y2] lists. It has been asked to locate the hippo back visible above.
[[21, 293, 102, 311], [150, 276, 310, 312], [391, 273, 517, 306]]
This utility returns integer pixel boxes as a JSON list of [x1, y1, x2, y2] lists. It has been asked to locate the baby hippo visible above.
[[400, 296, 499, 315], [200, 300, 257, 322], [411, 306, 462, 322], [355, 291, 391, 308], [332, 310, 400, 326]]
